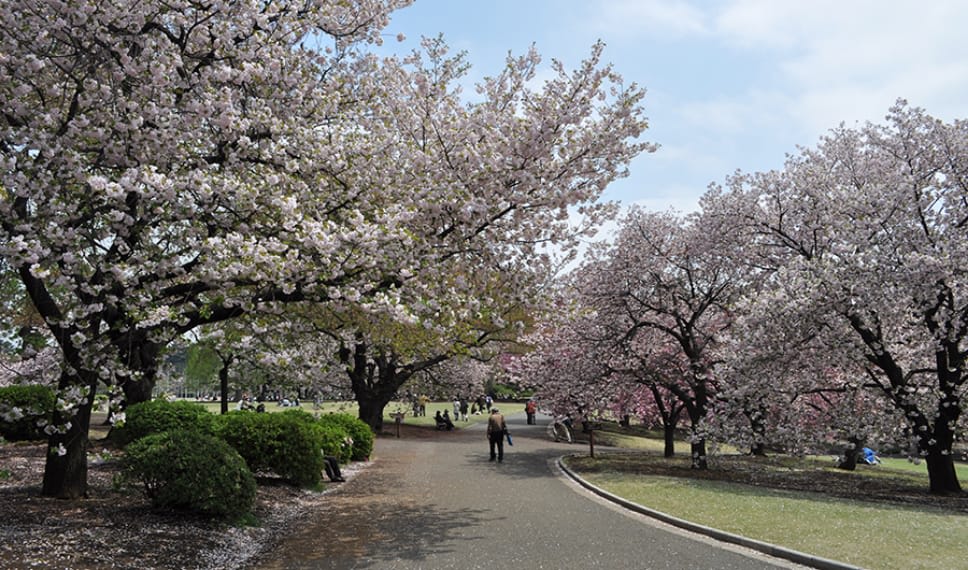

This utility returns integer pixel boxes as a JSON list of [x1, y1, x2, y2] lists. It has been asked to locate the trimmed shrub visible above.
[[316, 413, 374, 461], [315, 421, 350, 463], [115, 399, 215, 446], [214, 410, 325, 487], [122, 429, 256, 519], [0, 384, 55, 441]]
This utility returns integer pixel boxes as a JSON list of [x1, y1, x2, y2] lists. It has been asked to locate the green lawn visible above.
[[580, 471, 966, 570], [190, 399, 524, 430], [565, 428, 968, 570]]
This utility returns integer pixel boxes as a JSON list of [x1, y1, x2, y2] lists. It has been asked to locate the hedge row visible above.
[[0, 385, 56, 441], [119, 400, 374, 518]]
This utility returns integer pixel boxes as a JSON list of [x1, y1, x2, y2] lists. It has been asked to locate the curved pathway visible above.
[[250, 413, 810, 570]]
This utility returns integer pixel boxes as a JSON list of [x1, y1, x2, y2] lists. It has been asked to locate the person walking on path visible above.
[[525, 399, 537, 425], [487, 407, 507, 462]]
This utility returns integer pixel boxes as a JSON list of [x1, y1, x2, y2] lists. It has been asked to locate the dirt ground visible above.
[[1, 427, 966, 569], [0, 439, 371, 570]]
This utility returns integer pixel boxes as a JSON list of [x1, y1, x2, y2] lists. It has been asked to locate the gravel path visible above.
[[247, 413, 809, 570]]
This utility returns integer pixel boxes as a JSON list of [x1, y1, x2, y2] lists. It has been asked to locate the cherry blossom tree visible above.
[[708, 101, 967, 493], [571, 208, 747, 468], [1, 0, 651, 499], [608, 327, 690, 457], [1, 0, 415, 499]]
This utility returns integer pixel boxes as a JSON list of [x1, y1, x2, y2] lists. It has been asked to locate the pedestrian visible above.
[[525, 399, 537, 425], [460, 398, 469, 421], [453, 397, 461, 420], [487, 407, 507, 462], [323, 455, 345, 482]]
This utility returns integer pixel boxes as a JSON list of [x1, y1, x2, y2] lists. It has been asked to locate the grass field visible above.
[[566, 425, 968, 570], [580, 470, 967, 570], [189, 399, 525, 429]]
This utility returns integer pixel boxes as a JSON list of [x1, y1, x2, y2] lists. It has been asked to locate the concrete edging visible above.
[[556, 455, 862, 570]]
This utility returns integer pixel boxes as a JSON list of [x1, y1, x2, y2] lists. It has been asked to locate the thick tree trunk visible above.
[[42, 374, 97, 499], [750, 441, 767, 457], [358, 396, 391, 432], [748, 408, 767, 456], [120, 376, 155, 408], [925, 452, 962, 494], [662, 423, 676, 458], [921, 409, 961, 493], [690, 438, 707, 470], [837, 437, 862, 471]]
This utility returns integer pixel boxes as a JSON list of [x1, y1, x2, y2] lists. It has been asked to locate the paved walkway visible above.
[[250, 414, 811, 570]]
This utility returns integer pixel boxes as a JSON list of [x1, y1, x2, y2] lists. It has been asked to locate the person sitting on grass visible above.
[[435, 410, 454, 430], [324, 455, 345, 482]]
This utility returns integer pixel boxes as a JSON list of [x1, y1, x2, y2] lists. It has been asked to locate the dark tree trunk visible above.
[[220, 363, 229, 414], [747, 407, 767, 456], [340, 338, 448, 433], [662, 423, 676, 458], [921, 400, 961, 493], [925, 452, 961, 494], [690, 438, 707, 470], [120, 375, 155, 408], [42, 373, 97, 499], [686, 379, 708, 469], [922, 355, 962, 494], [358, 396, 392, 432], [218, 353, 234, 414], [837, 437, 862, 471], [647, 384, 681, 458], [117, 338, 161, 407]]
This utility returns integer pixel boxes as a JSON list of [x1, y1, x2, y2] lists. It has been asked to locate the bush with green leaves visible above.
[[115, 399, 215, 446], [214, 410, 326, 487], [0, 384, 55, 441], [316, 413, 374, 461], [122, 429, 256, 519]]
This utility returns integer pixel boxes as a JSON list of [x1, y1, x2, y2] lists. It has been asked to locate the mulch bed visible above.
[[0, 435, 381, 570]]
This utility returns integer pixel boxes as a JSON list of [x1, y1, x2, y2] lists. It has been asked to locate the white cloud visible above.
[[590, 0, 709, 39], [712, 0, 968, 133]]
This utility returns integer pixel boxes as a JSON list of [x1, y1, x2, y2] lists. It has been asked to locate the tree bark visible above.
[[662, 422, 676, 458], [925, 452, 962, 494], [921, 401, 962, 493], [120, 375, 155, 408], [837, 436, 862, 471], [218, 353, 234, 414], [42, 373, 97, 499], [690, 438, 707, 470], [357, 396, 392, 432]]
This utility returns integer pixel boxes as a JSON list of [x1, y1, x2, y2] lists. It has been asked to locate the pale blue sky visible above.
[[374, 0, 968, 214]]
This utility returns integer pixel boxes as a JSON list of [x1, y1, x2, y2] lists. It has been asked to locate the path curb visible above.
[[557, 456, 863, 570]]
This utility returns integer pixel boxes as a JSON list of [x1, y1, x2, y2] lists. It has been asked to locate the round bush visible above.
[[115, 399, 215, 446], [0, 385, 55, 441], [214, 410, 325, 487], [122, 429, 256, 519], [316, 413, 374, 461]]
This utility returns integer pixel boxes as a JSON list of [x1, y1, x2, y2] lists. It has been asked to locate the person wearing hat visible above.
[[486, 407, 508, 462]]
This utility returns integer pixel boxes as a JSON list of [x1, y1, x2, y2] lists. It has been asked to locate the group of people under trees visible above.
[[417, 393, 500, 429]]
